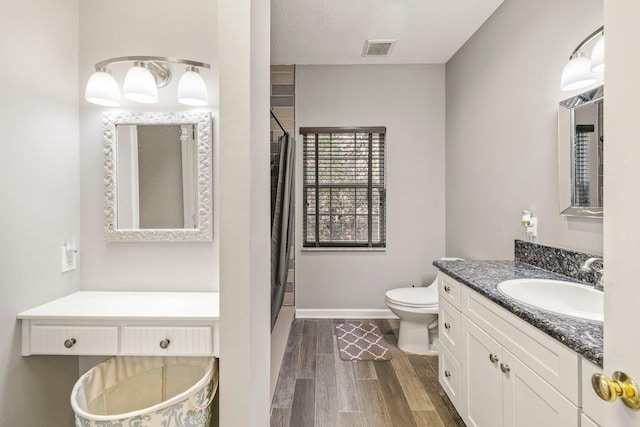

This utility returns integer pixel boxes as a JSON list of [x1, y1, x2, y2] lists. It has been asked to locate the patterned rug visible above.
[[335, 322, 392, 361]]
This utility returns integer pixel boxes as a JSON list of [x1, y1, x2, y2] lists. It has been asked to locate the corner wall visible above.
[[295, 65, 446, 310], [445, 0, 604, 259], [79, 0, 220, 291], [0, 1, 80, 424]]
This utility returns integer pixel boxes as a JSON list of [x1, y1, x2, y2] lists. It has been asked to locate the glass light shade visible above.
[[177, 70, 208, 106], [85, 71, 121, 107], [561, 55, 597, 91], [123, 65, 158, 104], [591, 36, 605, 72]]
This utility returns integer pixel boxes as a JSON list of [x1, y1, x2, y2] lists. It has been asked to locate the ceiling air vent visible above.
[[362, 39, 395, 57]]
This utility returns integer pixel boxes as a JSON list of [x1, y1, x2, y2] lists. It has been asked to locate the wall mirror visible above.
[[104, 111, 212, 242], [558, 85, 603, 218]]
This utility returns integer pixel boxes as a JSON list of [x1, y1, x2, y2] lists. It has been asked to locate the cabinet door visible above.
[[461, 315, 503, 427], [502, 348, 579, 427]]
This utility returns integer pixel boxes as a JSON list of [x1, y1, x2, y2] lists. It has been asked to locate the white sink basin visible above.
[[497, 279, 603, 322]]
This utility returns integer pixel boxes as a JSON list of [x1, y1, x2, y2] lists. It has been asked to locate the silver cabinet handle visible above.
[[444, 285, 451, 293], [64, 338, 76, 348], [159, 339, 171, 349], [444, 322, 451, 330], [500, 363, 511, 373], [489, 353, 499, 363], [444, 370, 451, 378]]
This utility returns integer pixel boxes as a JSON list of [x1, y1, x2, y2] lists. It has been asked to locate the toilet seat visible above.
[[385, 286, 438, 308]]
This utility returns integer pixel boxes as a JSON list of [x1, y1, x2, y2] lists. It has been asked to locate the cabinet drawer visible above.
[[460, 285, 580, 405], [30, 325, 118, 355], [439, 342, 461, 412], [121, 326, 213, 356], [439, 273, 461, 310], [439, 297, 461, 361]]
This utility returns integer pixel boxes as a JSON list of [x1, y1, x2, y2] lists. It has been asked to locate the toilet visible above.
[[385, 257, 463, 355]]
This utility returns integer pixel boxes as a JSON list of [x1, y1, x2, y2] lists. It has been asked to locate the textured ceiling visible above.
[[271, 0, 504, 64]]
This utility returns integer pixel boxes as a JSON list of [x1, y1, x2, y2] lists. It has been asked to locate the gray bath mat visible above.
[[335, 322, 392, 361]]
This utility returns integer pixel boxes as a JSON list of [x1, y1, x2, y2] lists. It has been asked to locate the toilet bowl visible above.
[[385, 284, 439, 355], [385, 257, 463, 355]]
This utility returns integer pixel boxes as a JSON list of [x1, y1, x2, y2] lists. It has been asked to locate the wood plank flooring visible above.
[[271, 319, 465, 426]]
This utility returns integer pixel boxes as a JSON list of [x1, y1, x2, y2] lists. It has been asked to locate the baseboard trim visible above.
[[295, 308, 398, 319]]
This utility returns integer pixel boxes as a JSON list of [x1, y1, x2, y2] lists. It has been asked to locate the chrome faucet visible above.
[[581, 257, 604, 288]]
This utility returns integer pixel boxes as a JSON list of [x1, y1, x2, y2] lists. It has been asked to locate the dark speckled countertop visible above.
[[433, 260, 603, 367]]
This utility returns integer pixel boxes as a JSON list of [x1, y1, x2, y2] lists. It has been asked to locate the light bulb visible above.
[[177, 67, 208, 106], [591, 35, 605, 73], [85, 69, 120, 107], [561, 53, 597, 91], [123, 63, 158, 104]]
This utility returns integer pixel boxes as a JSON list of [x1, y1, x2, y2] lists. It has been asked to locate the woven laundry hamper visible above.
[[71, 356, 217, 427]]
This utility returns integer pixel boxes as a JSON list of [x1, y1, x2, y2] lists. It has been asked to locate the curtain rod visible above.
[[270, 108, 289, 137]]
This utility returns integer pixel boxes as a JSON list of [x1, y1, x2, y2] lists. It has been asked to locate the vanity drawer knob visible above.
[[159, 339, 171, 349], [444, 285, 451, 293], [489, 353, 499, 363], [64, 338, 76, 349], [500, 363, 511, 374], [444, 370, 451, 379], [444, 322, 451, 330]]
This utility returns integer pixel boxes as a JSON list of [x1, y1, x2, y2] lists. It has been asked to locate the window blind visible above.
[[300, 127, 386, 248]]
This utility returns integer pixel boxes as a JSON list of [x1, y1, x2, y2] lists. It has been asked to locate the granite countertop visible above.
[[433, 260, 603, 367]]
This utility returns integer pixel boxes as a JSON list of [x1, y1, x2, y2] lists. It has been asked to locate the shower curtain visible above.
[[271, 133, 295, 329]]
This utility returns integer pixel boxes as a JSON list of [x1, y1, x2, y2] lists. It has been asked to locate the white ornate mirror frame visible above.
[[104, 111, 213, 242]]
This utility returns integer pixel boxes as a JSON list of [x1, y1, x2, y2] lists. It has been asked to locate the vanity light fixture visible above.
[[123, 62, 159, 104], [177, 66, 208, 107], [85, 56, 211, 106], [561, 26, 604, 91]]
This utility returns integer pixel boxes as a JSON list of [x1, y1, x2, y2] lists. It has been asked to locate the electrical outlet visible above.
[[61, 246, 77, 273]]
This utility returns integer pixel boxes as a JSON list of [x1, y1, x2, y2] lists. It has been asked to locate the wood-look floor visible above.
[[271, 319, 465, 427]]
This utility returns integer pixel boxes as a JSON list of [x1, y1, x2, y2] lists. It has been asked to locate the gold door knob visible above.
[[592, 371, 640, 410]]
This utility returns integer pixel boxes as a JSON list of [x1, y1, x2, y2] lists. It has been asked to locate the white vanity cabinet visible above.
[[18, 291, 220, 357], [437, 272, 581, 427]]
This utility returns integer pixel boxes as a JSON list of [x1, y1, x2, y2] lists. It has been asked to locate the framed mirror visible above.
[[558, 86, 603, 218], [104, 111, 212, 242]]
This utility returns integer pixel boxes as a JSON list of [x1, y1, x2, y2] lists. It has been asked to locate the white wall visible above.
[[0, 0, 80, 425], [219, 0, 271, 424], [295, 65, 446, 310], [79, 0, 219, 291], [445, 0, 604, 259]]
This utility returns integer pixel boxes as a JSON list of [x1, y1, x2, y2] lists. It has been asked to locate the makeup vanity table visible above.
[[18, 292, 220, 357]]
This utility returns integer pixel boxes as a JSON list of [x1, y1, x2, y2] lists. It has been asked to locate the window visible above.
[[301, 127, 386, 248]]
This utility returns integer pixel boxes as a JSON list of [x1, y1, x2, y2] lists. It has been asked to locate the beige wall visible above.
[[445, 0, 604, 259], [295, 64, 446, 310], [0, 0, 80, 425], [79, 0, 219, 292]]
